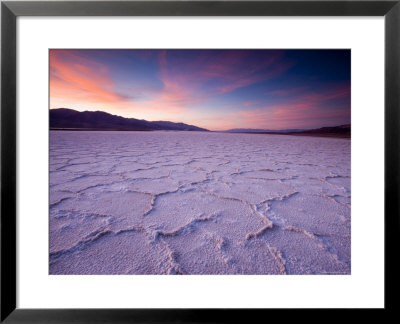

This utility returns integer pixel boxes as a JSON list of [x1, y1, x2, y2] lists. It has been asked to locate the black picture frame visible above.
[[1, 0, 399, 322]]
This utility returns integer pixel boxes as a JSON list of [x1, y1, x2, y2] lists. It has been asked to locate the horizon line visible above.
[[50, 107, 350, 132]]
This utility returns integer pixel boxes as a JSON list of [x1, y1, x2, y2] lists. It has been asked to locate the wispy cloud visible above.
[[50, 50, 129, 107], [50, 49, 350, 130], [223, 83, 350, 130], [155, 50, 293, 105]]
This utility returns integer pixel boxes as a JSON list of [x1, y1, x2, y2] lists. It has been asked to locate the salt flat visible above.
[[49, 131, 351, 275]]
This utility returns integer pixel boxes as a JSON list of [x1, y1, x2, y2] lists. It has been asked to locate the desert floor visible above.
[[50, 131, 350, 275]]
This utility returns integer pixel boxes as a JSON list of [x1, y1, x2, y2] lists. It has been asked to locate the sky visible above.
[[50, 49, 350, 131]]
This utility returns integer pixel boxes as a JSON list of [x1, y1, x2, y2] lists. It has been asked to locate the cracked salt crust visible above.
[[49, 131, 351, 275]]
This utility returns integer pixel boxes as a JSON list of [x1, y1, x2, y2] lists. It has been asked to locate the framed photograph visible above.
[[1, 0, 399, 321]]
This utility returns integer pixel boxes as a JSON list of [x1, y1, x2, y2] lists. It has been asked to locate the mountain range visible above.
[[226, 128, 305, 133], [50, 108, 209, 132], [226, 124, 351, 138], [50, 108, 350, 138]]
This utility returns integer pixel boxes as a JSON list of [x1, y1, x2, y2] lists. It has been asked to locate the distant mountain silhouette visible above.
[[226, 124, 350, 138], [50, 108, 209, 132], [295, 124, 350, 137], [226, 128, 304, 133]]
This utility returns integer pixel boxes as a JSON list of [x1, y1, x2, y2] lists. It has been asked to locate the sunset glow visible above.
[[50, 49, 350, 131]]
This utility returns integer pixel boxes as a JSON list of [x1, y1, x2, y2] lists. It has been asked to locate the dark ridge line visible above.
[[227, 132, 351, 139], [50, 108, 209, 132]]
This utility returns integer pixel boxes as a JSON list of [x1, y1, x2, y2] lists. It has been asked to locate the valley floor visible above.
[[49, 131, 351, 275]]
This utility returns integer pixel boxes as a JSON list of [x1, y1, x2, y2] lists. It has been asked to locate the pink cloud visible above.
[[49, 49, 349, 131], [50, 50, 127, 106], [300, 84, 350, 102], [218, 83, 350, 130], [154, 50, 294, 109], [223, 104, 349, 130]]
